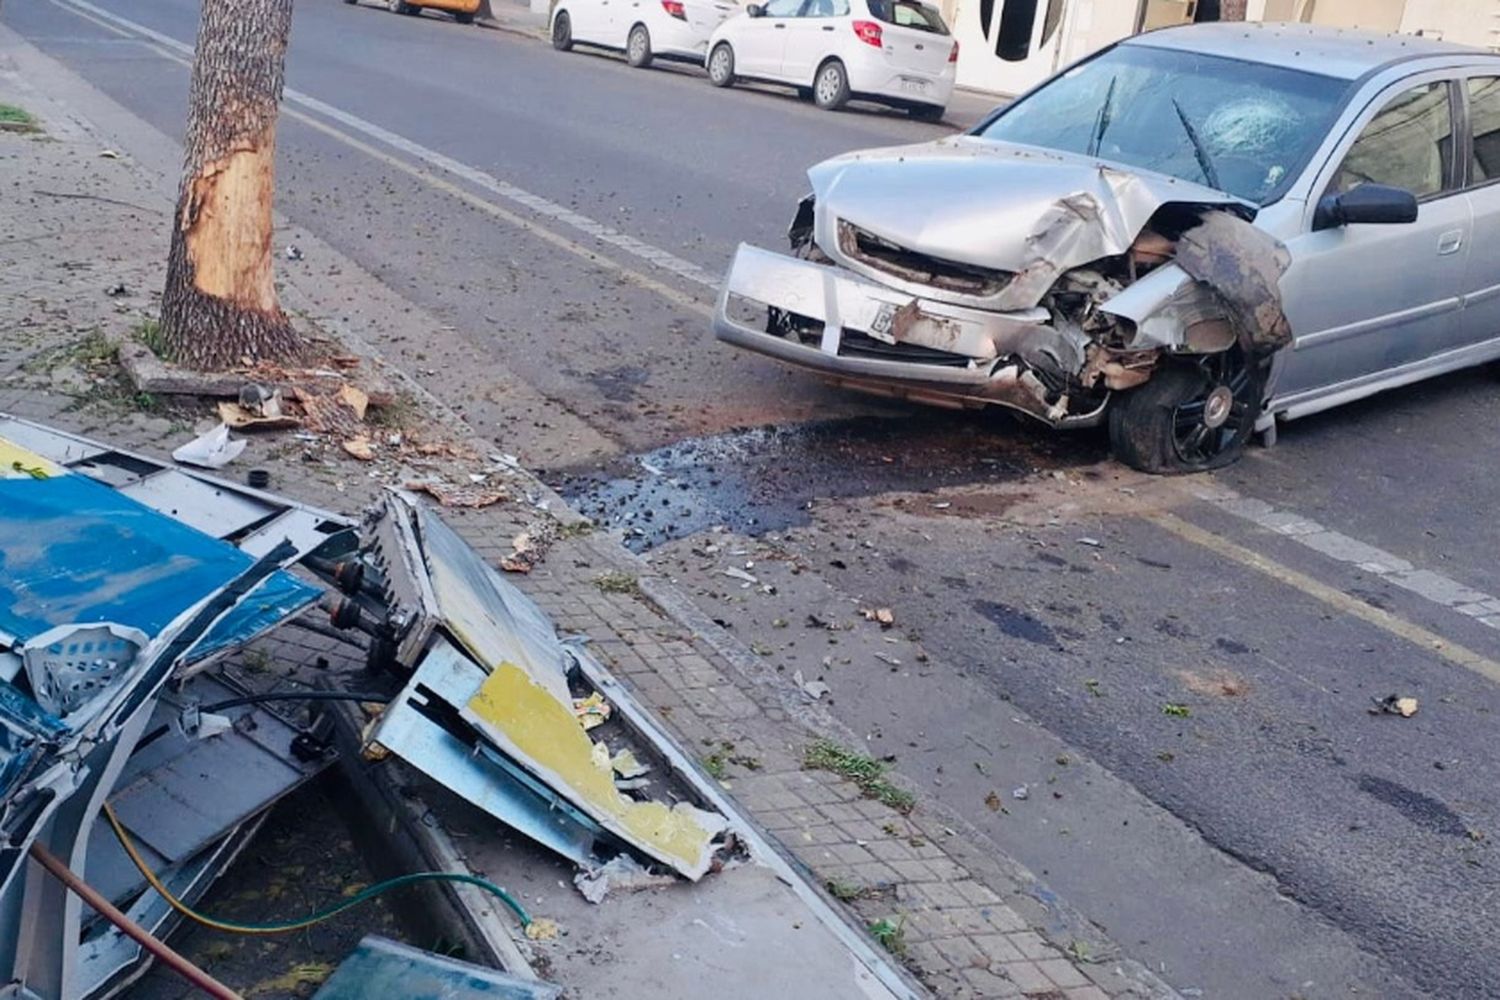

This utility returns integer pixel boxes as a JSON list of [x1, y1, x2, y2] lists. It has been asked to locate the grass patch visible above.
[[701, 740, 758, 781], [867, 916, 907, 957], [804, 739, 915, 814], [0, 103, 38, 133], [366, 392, 418, 430], [1162, 703, 1191, 718], [559, 519, 595, 539], [593, 571, 640, 596], [135, 317, 169, 358], [701, 752, 727, 780]]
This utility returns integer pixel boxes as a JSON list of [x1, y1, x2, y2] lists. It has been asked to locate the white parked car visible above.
[[551, 0, 738, 69], [704, 0, 956, 117]]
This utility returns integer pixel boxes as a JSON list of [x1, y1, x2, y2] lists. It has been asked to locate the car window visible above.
[[867, 0, 948, 33], [1332, 82, 1454, 199], [977, 45, 1348, 204], [805, 0, 848, 15], [763, 0, 803, 16], [1468, 77, 1500, 185]]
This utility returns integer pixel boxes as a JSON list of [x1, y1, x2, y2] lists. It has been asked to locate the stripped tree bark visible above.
[[160, 0, 302, 370]]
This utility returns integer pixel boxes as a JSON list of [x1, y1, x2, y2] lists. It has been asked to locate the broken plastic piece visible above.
[[1372, 694, 1419, 718], [172, 423, 246, 469], [573, 692, 612, 731]]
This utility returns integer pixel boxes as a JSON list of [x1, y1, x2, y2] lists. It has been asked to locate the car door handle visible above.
[[1438, 229, 1464, 255], [774, 22, 785, 27], [821, 24, 834, 29]]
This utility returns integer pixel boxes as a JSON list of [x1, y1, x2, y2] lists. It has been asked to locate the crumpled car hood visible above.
[[809, 137, 1254, 309]]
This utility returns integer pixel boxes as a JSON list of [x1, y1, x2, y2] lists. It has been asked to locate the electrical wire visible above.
[[102, 802, 532, 934], [28, 839, 242, 1000]]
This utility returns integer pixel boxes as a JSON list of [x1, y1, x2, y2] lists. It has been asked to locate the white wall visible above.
[[1399, 0, 1500, 49]]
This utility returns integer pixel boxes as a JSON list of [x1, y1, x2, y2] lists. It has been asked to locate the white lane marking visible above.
[[61, 0, 720, 291], [1194, 484, 1500, 632]]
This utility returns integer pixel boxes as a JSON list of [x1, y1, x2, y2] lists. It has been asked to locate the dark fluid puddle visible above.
[[553, 413, 1102, 551]]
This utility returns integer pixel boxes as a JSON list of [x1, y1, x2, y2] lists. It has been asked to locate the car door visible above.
[[566, 0, 609, 43], [1275, 76, 1471, 399], [689, 0, 741, 49], [781, 0, 845, 83], [737, 0, 805, 79], [1460, 73, 1500, 350]]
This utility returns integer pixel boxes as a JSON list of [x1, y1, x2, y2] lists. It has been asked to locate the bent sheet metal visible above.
[[366, 494, 729, 880]]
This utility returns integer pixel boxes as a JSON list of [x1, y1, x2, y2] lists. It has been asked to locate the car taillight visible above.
[[852, 19, 882, 47], [948, 40, 959, 62], [662, 0, 686, 18]]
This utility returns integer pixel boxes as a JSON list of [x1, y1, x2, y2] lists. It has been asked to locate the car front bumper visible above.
[[712, 243, 1107, 426]]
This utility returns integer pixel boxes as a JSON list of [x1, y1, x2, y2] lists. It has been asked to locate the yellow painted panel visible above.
[[0, 439, 61, 480], [466, 662, 726, 878]]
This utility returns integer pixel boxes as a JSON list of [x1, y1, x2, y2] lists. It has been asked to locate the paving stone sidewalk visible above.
[[0, 43, 1169, 1000]]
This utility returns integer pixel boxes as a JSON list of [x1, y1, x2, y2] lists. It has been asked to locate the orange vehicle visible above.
[[346, 0, 482, 24]]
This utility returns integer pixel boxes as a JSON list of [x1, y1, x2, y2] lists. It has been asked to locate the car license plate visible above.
[[900, 78, 929, 95], [870, 302, 896, 337]]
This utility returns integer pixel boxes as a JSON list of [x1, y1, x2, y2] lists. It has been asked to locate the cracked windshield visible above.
[[979, 45, 1349, 203]]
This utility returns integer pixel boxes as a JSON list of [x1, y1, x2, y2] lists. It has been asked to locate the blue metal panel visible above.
[[312, 936, 561, 1000], [0, 469, 319, 661]]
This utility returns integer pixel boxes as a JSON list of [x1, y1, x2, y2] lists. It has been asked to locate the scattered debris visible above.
[[1162, 703, 1191, 718], [611, 748, 649, 779], [404, 478, 508, 508], [105, 282, 130, 297], [1011, 785, 1029, 801], [862, 607, 896, 628], [218, 391, 300, 431], [342, 435, 376, 461], [984, 791, 1002, 812], [573, 854, 674, 904], [1372, 695, 1419, 718], [284, 244, 304, 261], [501, 531, 542, 573], [171, 422, 246, 469], [1083, 678, 1104, 697], [524, 918, 560, 942], [722, 566, 758, 585], [98, 148, 120, 159], [1077, 537, 1103, 548], [593, 571, 640, 596], [792, 670, 830, 700], [573, 692, 612, 731]]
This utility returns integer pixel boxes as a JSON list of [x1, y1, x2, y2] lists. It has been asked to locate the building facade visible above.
[[948, 0, 1500, 96]]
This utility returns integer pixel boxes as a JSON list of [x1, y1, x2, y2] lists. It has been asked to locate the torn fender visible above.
[[1101, 214, 1292, 354]]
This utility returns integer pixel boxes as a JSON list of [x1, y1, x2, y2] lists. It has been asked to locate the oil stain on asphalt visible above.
[[553, 412, 1106, 551]]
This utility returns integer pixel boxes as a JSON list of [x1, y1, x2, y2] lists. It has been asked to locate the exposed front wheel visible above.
[[813, 59, 849, 110], [552, 10, 573, 49], [708, 42, 735, 87], [1108, 349, 1260, 474], [627, 24, 653, 67]]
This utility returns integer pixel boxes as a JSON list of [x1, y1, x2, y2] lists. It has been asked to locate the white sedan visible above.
[[552, 0, 738, 69], [704, 0, 955, 118]]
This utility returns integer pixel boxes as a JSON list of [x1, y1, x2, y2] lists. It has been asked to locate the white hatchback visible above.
[[704, 0, 955, 118], [552, 0, 738, 69]]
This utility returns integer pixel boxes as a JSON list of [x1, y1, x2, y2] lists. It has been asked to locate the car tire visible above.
[[454, 9, 474, 21], [908, 103, 944, 122], [343, 0, 358, 6], [708, 42, 735, 87], [1108, 349, 1260, 474], [796, 86, 813, 100], [552, 10, 574, 49], [627, 24, 653, 67], [813, 59, 850, 110]]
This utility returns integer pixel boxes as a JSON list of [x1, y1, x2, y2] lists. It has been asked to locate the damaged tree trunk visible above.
[[160, 0, 302, 371]]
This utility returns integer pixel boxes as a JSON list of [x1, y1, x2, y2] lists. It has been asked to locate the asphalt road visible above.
[[7, 2, 1499, 997]]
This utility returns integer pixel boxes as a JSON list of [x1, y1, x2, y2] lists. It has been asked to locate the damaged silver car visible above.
[[714, 23, 1500, 472]]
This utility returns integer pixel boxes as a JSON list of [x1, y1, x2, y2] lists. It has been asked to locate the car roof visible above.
[[1124, 21, 1493, 81]]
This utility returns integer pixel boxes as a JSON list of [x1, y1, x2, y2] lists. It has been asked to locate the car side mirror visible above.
[[1313, 183, 1419, 231], [746, 3, 763, 14]]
